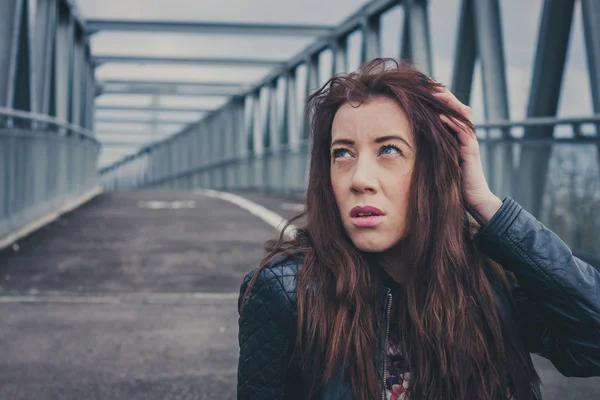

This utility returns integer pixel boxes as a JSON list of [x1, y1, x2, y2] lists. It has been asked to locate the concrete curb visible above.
[[0, 186, 103, 251]]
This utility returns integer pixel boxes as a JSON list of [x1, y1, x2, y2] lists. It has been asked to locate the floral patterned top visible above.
[[384, 322, 411, 400], [379, 267, 411, 400]]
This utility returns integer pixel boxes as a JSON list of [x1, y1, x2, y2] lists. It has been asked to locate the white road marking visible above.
[[195, 189, 298, 238], [0, 292, 239, 304], [138, 200, 196, 209], [280, 202, 305, 212]]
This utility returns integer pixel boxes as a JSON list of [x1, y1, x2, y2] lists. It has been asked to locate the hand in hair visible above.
[[433, 85, 502, 225]]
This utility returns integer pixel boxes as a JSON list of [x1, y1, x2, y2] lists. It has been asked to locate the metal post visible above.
[[70, 26, 84, 125], [222, 105, 233, 189], [217, 113, 226, 189], [34, 0, 57, 114], [581, 0, 600, 169], [13, 0, 33, 112], [54, 1, 74, 121], [252, 91, 262, 157], [517, 0, 575, 216], [150, 95, 160, 142], [245, 94, 255, 189], [361, 15, 381, 63], [209, 115, 219, 189], [268, 81, 279, 152], [261, 87, 272, 151], [400, 11, 411, 62], [0, 0, 27, 109], [450, 0, 476, 105], [472, 0, 512, 199], [189, 129, 198, 187], [233, 98, 245, 189], [200, 125, 209, 187], [268, 81, 279, 191], [331, 36, 348, 75], [303, 56, 319, 140], [404, 0, 433, 75], [84, 54, 94, 130], [260, 87, 272, 191], [281, 71, 293, 148]]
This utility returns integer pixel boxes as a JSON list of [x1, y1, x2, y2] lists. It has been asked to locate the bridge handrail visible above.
[[0, 106, 100, 145], [475, 114, 600, 133], [98, 114, 600, 175]]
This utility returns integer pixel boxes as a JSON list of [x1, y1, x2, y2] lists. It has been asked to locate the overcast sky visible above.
[[73, 0, 594, 167]]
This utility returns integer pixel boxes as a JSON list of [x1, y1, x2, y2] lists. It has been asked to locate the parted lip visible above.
[[350, 205, 384, 218]]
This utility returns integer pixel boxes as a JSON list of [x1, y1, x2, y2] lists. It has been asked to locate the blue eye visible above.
[[332, 148, 351, 158], [379, 144, 402, 155]]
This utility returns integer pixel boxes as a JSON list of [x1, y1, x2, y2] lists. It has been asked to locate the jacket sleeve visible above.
[[474, 196, 600, 377], [237, 265, 299, 399]]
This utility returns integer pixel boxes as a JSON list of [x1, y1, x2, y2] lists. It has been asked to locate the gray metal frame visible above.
[[98, 0, 600, 196], [94, 55, 285, 68], [0, 0, 98, 243], [97, 0, 600, 264], [0, 106, 100, 239], [95, 105, 212, 113], [86, 19, 335, 37], [1, 0, 598, 261], [97, 80, 250, 97]]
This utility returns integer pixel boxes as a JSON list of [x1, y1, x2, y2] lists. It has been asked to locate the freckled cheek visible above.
[[390, 170, 413, 221], [330, 174, 348, 212]]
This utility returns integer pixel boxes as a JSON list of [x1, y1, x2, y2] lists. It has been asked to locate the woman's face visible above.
[[330, 97, 416, 253]]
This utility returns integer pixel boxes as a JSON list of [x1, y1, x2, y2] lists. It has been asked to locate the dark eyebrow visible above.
[[330, 139, 354, 147], [331, 135, 413, 150], [374, 135, 413, 150]]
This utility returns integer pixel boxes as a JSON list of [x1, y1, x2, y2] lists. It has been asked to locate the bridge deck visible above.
[[0, 190, 597, 399]]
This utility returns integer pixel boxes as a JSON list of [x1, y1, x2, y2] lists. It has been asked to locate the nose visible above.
[[350, 158, 378, 194]]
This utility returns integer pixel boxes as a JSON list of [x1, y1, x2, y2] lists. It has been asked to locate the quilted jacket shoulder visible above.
[[474, 196, 600, 378], [237, 255, 303, 399]]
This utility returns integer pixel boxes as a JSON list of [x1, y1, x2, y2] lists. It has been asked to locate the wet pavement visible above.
[[0, 189, 598, 399]]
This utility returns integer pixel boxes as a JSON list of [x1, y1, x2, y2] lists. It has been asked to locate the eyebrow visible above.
[[331, 135, 413, 150]]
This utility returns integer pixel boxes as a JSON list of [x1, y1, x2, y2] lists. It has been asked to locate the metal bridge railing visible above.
[[0, 107, 101, 247], [98, 114, 600, 266]]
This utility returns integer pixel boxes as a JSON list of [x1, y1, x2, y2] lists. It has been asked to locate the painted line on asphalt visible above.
[[0, 292, 240, 304], [280, 202, 305, 212], [195, 189, 298, 238]]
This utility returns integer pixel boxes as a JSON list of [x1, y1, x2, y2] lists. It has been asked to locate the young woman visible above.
[[236, 59, 600, 400]]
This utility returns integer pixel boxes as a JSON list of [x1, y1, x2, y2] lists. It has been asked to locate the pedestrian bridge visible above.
[[1, 0, 600, 399]]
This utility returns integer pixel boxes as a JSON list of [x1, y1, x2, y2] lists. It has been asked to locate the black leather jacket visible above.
[[237, 197, 600, 399]]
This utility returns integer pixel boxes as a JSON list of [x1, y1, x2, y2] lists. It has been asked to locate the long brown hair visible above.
[[240, 58, 540, 399]]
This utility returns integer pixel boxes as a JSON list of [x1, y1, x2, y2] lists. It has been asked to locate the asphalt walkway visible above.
[[0, 189, 598, 399]]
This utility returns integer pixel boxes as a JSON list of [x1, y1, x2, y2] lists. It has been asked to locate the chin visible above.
[[350, 232, 396, 253]]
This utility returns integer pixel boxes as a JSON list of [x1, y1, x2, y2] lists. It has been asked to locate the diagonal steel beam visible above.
[[95, 130, 176, 136], [100, 88, 235, 96], [95, 105, 213, 113], [93, 55, 285, 68], [473, 0, 512, 198], [95, 117, 197, 125], [403, 0, 432, 75], [451, 0, 476, 105], [99, 79, 248, 89], [97, 79, 250, 97], [517, 0, 575, 217], [100, 141, 149, 147], [85, 19, 334, 37], [581, 0, 600, 171]]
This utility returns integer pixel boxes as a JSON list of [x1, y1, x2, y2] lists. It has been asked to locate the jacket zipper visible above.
[[381, 292, 392, 400], [531, 382, 540, 400]]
